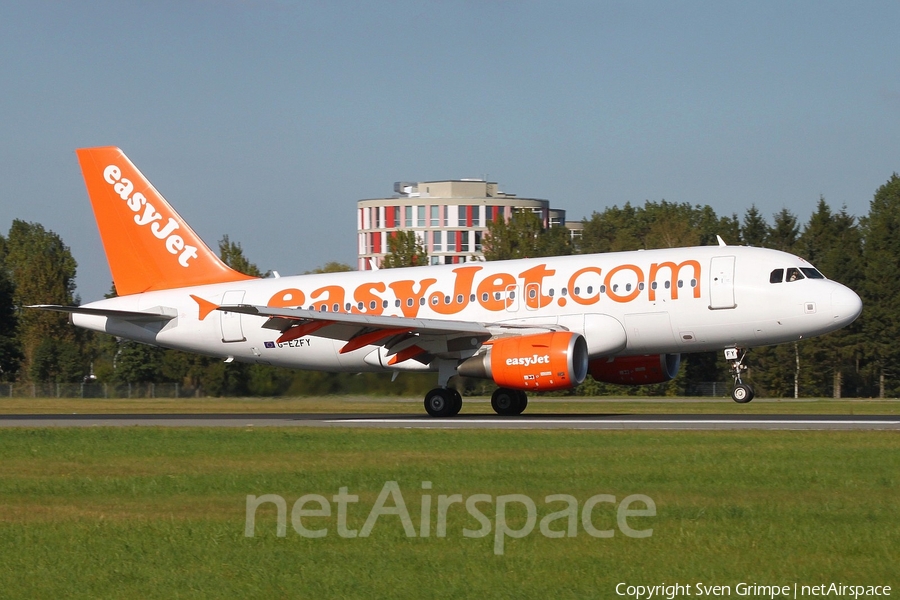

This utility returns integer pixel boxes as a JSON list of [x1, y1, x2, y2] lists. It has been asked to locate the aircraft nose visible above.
[[831, 285, 862, 325]]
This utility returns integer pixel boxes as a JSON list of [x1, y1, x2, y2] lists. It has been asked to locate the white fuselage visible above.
[[72, 245, 862, 373]]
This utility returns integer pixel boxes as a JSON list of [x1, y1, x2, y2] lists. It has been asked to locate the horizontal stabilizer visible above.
[[28, 304, 176, 323]]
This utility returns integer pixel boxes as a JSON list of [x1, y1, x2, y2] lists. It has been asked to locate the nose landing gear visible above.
[[725, 347, 754, 403]]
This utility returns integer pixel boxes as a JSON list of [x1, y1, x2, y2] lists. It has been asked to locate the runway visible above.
[[1, 413, 898, 430]]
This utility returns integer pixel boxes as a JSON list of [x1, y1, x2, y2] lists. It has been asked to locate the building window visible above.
[[461, 231, 469, 252], [433, 230, 442, 252], [404, 206, 413, 228], [473, 206, 482, 227], [458, 205, 466, 227], [417, 205, 425, 227], [474, 231, 482, 252], [430, 205, 439, 227], [447, 232, 457, 252]]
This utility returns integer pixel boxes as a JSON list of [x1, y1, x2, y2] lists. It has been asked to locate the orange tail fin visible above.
[[76, 147, 256, 296]]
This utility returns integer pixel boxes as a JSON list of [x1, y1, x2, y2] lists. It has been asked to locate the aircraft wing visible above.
[[220, 304, 558, 365]]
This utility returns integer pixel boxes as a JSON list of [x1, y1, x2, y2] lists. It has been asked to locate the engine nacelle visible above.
[[589, 354, 681, 385], [457, 332, 589, 391]]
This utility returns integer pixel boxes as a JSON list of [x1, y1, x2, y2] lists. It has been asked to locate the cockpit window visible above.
[[800, 267, 825, 279], [770, 269, 784, 284], [786, 267, 805, 282]]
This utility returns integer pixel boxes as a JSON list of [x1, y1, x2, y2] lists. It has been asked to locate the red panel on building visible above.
[[385, 206, 396, 228], [466, 205, 473, 227]]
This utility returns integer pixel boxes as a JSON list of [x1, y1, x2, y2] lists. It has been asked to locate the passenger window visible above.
[[770, 269, 784, 284], [786, 268, 804, 282], [800, 268, 825, 279]]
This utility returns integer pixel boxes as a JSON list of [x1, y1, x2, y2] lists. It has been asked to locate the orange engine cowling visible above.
[[589, 354, 681, 385], [457, 332, 589, 391]]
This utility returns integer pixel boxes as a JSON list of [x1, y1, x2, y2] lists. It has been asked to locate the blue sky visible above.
[[1, 1, 898, 301]]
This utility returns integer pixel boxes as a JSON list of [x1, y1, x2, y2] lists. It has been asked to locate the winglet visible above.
[[76, 147, 257, 296]]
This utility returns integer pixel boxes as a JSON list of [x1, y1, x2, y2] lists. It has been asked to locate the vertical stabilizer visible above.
[[76, 147, 256, 295]]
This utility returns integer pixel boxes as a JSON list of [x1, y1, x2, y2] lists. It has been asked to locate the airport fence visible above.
[[2, 382, 201, 399]]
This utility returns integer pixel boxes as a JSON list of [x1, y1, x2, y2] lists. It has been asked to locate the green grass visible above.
[[0, 428, 897, 598], [1, 395, 899, 415]]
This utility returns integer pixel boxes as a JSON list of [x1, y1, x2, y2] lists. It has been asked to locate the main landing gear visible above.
[[491, 387, 528, 416], [424, 387, 463, 418], [725, 347, 754, 403]]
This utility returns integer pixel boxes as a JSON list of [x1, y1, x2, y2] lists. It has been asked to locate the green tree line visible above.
[[2, 172, 898, 397]]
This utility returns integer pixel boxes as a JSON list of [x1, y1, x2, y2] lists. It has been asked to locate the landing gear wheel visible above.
[[449, 389, 463, 416], [516, 390, 528, 414], [491, 388, 527, 416], [424, 388, 456, 418], [724, 347, 754, 404], [732, 384, 754, 403]]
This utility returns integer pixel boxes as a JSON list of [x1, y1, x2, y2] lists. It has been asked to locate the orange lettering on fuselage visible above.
[[567, 266, 603, 306], [267, 288, 306, 308], [476, 273, 516, 311], [519, 264, 556, 309], [389, 278, 438, 317], [310, 285, 345, 312], [263, 258, 703, 318], [353, 282, 386, 315], [605, 264, 644, 303], [429, 266, 483, 315], [648, 260, 701, 300]]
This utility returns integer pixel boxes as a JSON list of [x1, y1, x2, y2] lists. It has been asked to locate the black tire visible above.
[[424, 388, 455, 417], [515, 390, 528, 414], [732, 383, 754, 403], [449, 389, 463, 416], [492, 388, 524, 416]]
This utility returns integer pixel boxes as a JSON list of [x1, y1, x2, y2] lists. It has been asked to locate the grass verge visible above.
[[0, 427, 897, 598]]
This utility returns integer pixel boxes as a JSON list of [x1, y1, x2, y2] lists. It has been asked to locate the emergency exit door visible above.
[[709, 256, 736, 310], [220, 290, 246, 342]]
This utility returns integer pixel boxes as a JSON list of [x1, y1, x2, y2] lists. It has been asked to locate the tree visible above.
[[860, 174, 900, 397], [483, 210, 544, 260], [218, 235, 262, 277], [381, 230, 428, 268], [5, 220, 82, 381], [537, 225, 574, 257], [306, 261, 354, 274], [740, 205, 768, 246], [0, 234, 21, 381], [767, 208, 799, 252]]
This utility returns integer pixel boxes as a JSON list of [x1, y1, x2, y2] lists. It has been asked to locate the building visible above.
[[357, 179, 567, 269]]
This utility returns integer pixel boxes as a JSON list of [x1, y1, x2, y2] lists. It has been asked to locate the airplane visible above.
[[31, 147, 863, 417]]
